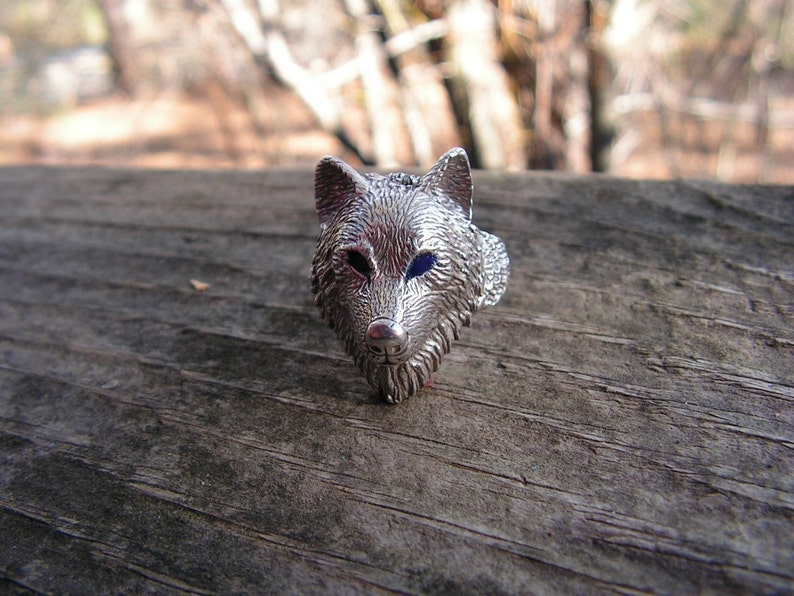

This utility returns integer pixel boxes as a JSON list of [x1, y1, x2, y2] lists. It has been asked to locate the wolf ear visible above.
[[421, 147, 473, 220], [315, 156, 368, 228]]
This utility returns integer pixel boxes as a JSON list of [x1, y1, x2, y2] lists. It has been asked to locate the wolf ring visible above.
[[310, 147, 509, 403]]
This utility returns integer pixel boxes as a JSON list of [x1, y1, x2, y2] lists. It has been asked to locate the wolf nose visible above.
[[366, 318, 407, 353]]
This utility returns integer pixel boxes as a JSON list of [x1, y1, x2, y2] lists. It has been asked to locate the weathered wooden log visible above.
[[0, 166, 791, 593]]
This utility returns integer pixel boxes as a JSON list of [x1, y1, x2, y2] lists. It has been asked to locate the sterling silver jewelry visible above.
[[311, 148, 509, 403]]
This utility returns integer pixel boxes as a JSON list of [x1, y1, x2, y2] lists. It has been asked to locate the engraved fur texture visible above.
[[311, 148, 509, 403]]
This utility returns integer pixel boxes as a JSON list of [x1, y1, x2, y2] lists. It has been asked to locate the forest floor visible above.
[[0, 88, 343, 171], [1, 88, 792, 183]]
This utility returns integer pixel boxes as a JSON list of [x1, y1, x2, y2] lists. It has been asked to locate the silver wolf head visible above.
[[311, 148, 509, 403]]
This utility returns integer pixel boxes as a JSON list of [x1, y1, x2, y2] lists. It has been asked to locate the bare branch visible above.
[[384, 19, 449, 57], [222, 0, 370, 163]]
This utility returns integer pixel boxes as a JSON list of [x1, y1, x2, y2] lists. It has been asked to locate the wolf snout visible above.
[[365, 318, 408, 361]]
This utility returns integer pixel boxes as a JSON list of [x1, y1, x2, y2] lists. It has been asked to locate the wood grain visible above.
[[1, 166, 792, 593]]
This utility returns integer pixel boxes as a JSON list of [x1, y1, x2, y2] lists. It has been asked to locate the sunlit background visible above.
[[1, 0, 792, 181]]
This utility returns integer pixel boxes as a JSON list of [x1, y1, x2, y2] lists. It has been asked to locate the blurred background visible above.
[[0, 0, 792, 181]]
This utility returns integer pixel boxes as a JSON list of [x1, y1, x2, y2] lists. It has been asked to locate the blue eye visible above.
[[406, 253, 437, 281]]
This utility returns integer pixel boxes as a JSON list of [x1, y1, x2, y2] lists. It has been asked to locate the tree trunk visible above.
[[447, 0, 526, 170], [377, 0, 461, 167], [97, 0, 141, 95], [344, 0, 412, 166], [561, 1, 592, 173]]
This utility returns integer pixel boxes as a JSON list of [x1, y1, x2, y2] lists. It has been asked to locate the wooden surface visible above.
[[0, 166, 792, 594]]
